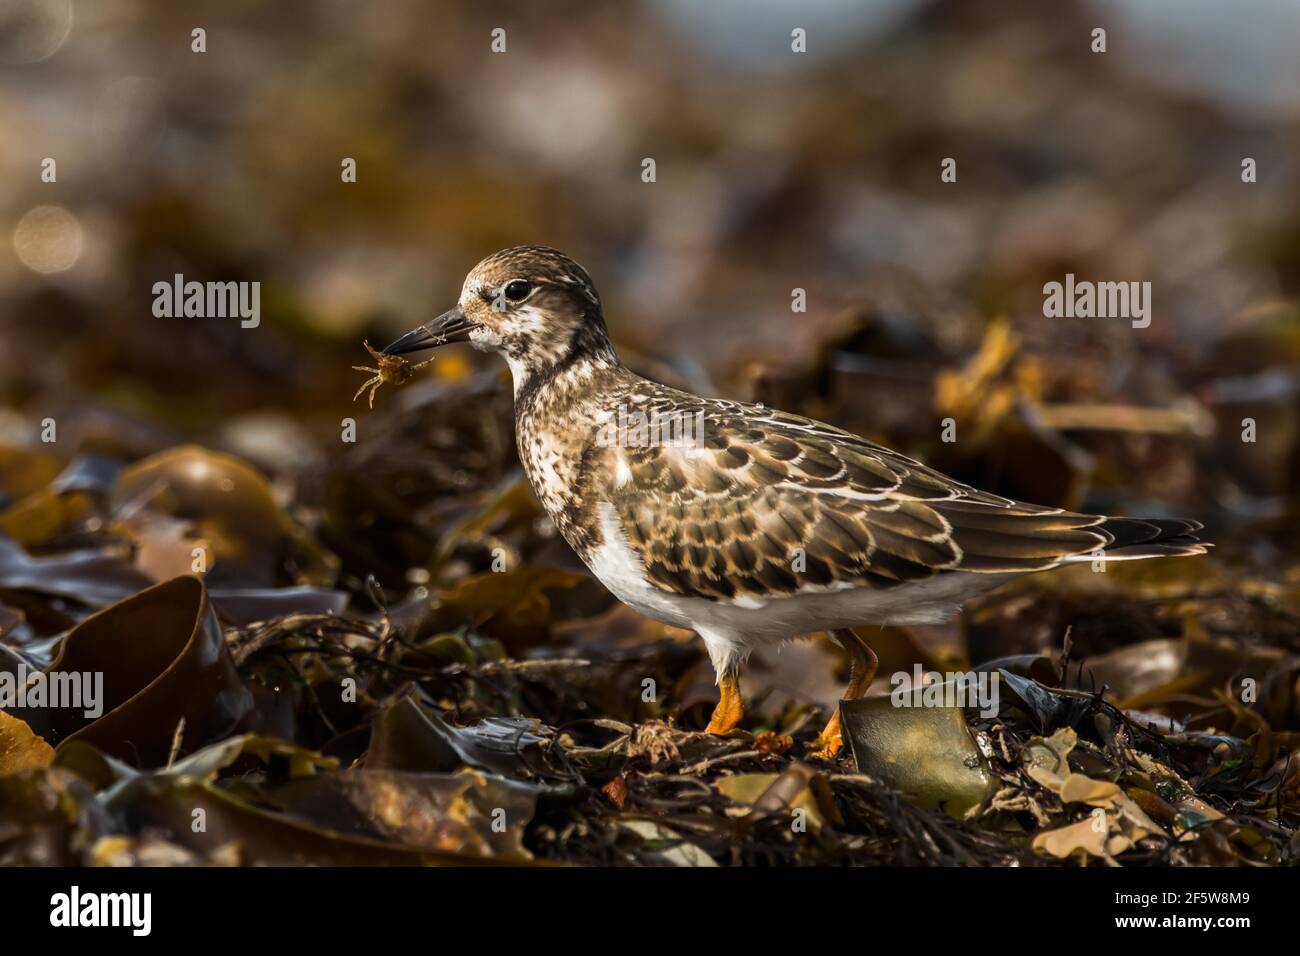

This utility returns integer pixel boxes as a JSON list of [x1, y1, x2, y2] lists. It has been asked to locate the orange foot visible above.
[[809, 628, 879, 761], [810, 710, 845, 762], [705, 671, 743, 734]]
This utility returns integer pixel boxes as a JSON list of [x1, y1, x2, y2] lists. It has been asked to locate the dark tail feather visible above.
[[1088, 516, 1209, 560]]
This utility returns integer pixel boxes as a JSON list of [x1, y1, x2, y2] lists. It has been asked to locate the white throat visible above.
[[503, 352, 533, 397]]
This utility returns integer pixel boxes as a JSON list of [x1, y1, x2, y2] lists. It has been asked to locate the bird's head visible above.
[[382, 246, 615, 383]]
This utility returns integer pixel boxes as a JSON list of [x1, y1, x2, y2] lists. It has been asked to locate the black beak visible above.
[[382, 305, 475, 356]]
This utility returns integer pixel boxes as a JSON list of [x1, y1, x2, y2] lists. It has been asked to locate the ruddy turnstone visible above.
[[379, 246, 1207, 758]]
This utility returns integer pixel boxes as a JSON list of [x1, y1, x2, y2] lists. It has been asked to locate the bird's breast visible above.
[[515, 405, 611, 561]]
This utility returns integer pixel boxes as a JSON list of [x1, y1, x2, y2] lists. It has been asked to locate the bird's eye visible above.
[[503, 279, 531, 302]]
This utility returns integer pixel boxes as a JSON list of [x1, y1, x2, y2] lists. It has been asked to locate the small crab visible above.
[[351, 339, 435, 408]]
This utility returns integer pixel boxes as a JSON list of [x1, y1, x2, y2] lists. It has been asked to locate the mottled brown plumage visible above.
[[597, 394, 1204, 599], [513, 374, 1204, 603], [381, 245, 1207, 757]]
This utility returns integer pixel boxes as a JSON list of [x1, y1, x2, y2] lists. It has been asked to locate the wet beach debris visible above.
[[2, 258, 1300, 866]]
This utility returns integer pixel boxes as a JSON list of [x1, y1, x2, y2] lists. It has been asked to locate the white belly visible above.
[[585, 502, 1011, 676]]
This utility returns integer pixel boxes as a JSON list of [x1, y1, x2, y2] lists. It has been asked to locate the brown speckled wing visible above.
[[603, 391, 1198, 602]]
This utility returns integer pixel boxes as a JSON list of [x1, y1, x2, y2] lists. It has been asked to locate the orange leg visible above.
[[705, 670, 744, 734], [812, 628, 879, 760]]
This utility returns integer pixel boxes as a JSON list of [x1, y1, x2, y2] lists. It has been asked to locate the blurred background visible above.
[[4, 5, 1300, 870], [1, 0, 1298, 608]]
